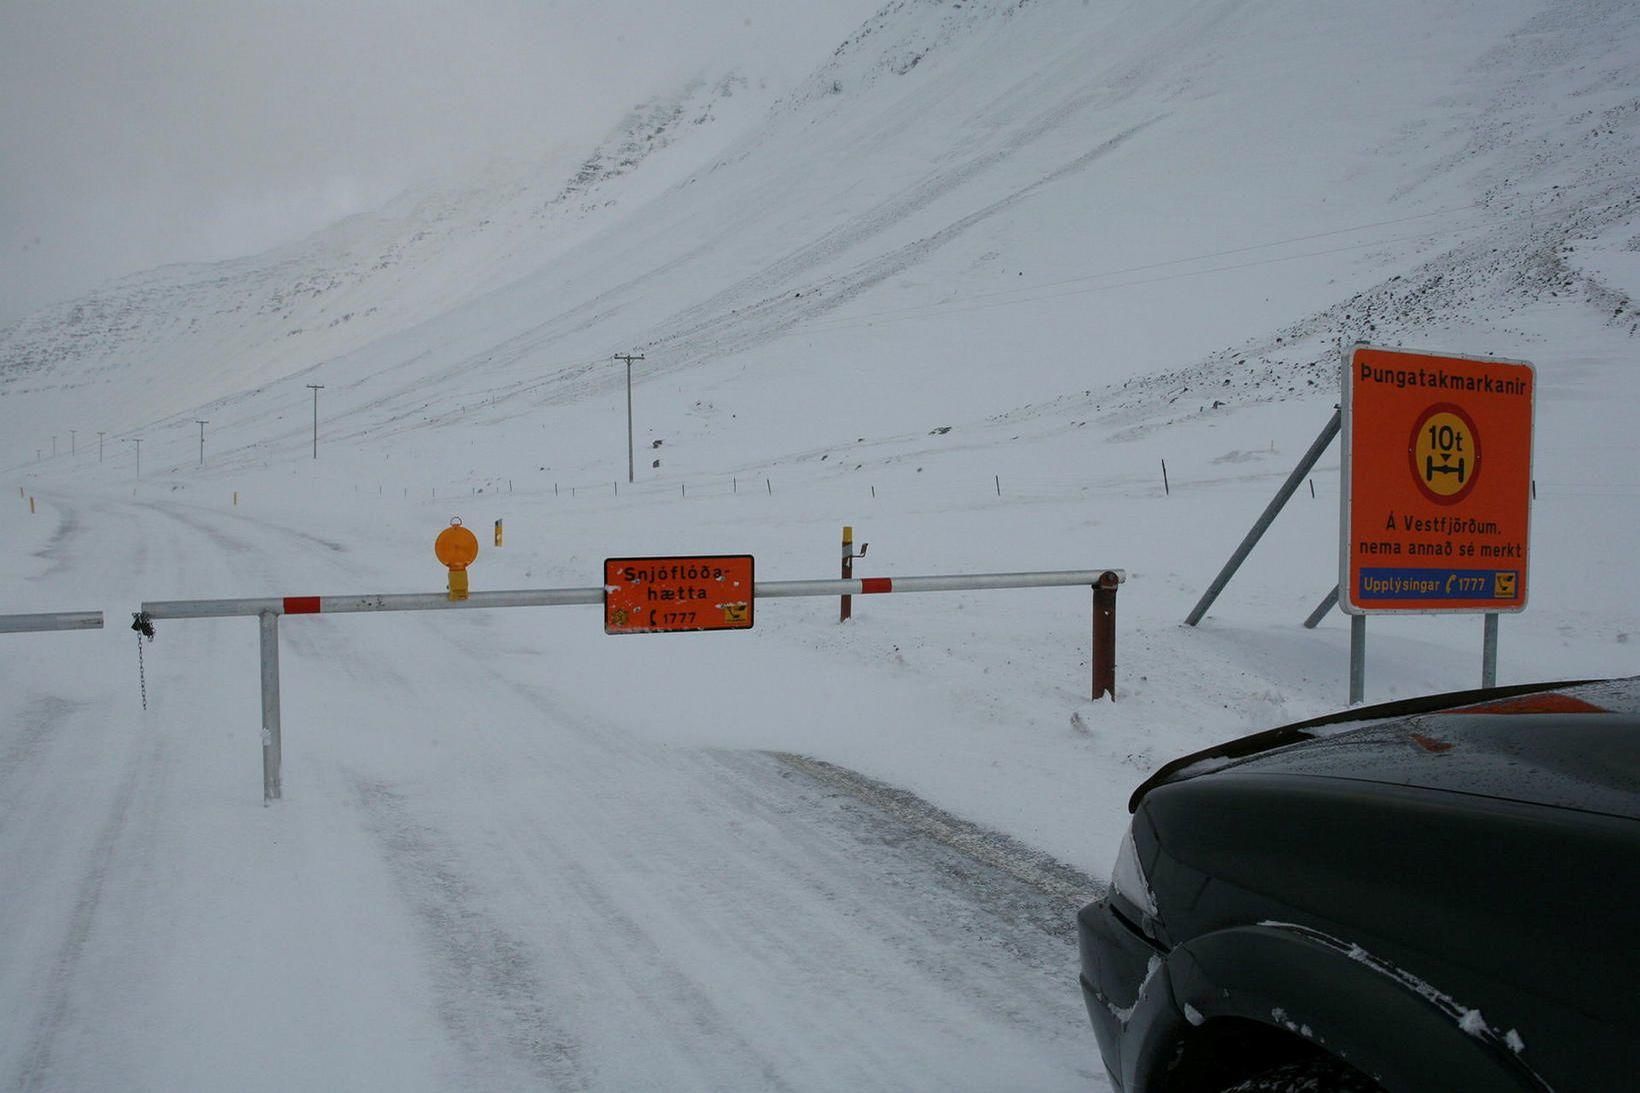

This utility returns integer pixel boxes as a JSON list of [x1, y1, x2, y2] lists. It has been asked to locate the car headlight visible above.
[[1110, 825, 1158, 919]]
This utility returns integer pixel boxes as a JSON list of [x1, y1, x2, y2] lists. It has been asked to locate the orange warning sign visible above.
[[1341, 344, 1534, 614], [604, 555, 755, 634]]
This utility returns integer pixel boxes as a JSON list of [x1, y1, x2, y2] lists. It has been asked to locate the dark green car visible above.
[[1078, 678, 1640, 1093]]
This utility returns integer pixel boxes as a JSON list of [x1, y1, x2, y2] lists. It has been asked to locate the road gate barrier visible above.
[[0, 611, 104, 634], [138, 568, 1123, 803]]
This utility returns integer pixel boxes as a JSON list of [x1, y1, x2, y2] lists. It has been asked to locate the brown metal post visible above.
[[1092, 570, 1120, 701], [840, 525, 853, 622]]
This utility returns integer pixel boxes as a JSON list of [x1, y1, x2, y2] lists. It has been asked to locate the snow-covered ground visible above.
[[4, 0, 1639, 1088]]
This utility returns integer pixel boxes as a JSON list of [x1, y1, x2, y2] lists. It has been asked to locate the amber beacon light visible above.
[[434, 518, 480, 601]]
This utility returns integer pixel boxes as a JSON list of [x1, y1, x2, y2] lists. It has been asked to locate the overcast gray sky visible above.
[[0, 1, 876, 321]]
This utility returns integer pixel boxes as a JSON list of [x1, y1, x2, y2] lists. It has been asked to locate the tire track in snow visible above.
[[7, 729, 165, 1092], [284, 622, 1102, 1086], [29, 505, 82, 579], [0, 697, 88, 834], [351, 778, 590, 1092], [767, 751, 1102, 913], [141, 499, 350, 560]]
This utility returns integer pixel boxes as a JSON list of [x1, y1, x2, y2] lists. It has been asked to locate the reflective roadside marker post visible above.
[[435, 519, 480, 601], [494, 519, 503, 548]]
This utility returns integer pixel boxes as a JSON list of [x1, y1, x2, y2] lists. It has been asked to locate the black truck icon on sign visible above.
[[1427, 453, 1466, 484]]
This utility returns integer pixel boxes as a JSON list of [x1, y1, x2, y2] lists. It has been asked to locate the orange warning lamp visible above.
[[434, 518, 480, 600]]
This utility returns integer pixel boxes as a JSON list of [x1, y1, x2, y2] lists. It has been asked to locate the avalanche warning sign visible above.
[[603, 555, 755, 634]]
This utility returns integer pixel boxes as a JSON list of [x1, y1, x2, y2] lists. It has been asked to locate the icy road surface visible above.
[[1, 496, 1106, 1091]]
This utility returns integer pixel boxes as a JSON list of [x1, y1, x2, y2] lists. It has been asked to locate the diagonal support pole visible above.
[[1303, 585, 1340, 629], [1186, 409, 1341, 626]]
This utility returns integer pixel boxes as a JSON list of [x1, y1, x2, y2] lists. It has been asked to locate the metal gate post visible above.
[[1349, 613, 1367, 705], [840, 526, 853, 622], [259, 611, 282, 803], [1092, 571, 1120, 700]]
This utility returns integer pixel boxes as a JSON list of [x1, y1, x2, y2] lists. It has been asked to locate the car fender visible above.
[[1165, 923, 1552, 1093]]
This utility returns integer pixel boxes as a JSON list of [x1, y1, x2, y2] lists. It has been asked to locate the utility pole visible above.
[[98, 432, 105, 463], [195, 420, 208, 466], [612, 353, 644, 483], [306, 385, 324, 459], [70, 430, 77, 456], [125, 437, 142, 479]]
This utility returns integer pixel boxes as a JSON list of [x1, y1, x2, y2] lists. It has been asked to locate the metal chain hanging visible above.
[[131, 612, 154, 710]]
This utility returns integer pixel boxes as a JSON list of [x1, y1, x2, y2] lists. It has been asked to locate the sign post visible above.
[[1340, 344, 1535, 699]]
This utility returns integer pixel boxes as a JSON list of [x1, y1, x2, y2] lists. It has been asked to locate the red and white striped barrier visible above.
[[140, 567, 1123, 803]]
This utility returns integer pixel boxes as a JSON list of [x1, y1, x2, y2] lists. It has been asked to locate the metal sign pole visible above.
[[1350, 614, 1367, 704], [1482, 613, 1499, 688]]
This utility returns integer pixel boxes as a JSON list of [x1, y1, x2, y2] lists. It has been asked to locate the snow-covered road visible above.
[[2, 494, 1106, 1091]]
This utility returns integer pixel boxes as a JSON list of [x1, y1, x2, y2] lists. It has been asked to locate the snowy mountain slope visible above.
[[10, 0, 1638, 478], [0, 73, 772, 428]]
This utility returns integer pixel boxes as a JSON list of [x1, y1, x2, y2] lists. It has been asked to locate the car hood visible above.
[[1228, 712, 1640, 820], [1134, 678, 1640, 820]]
